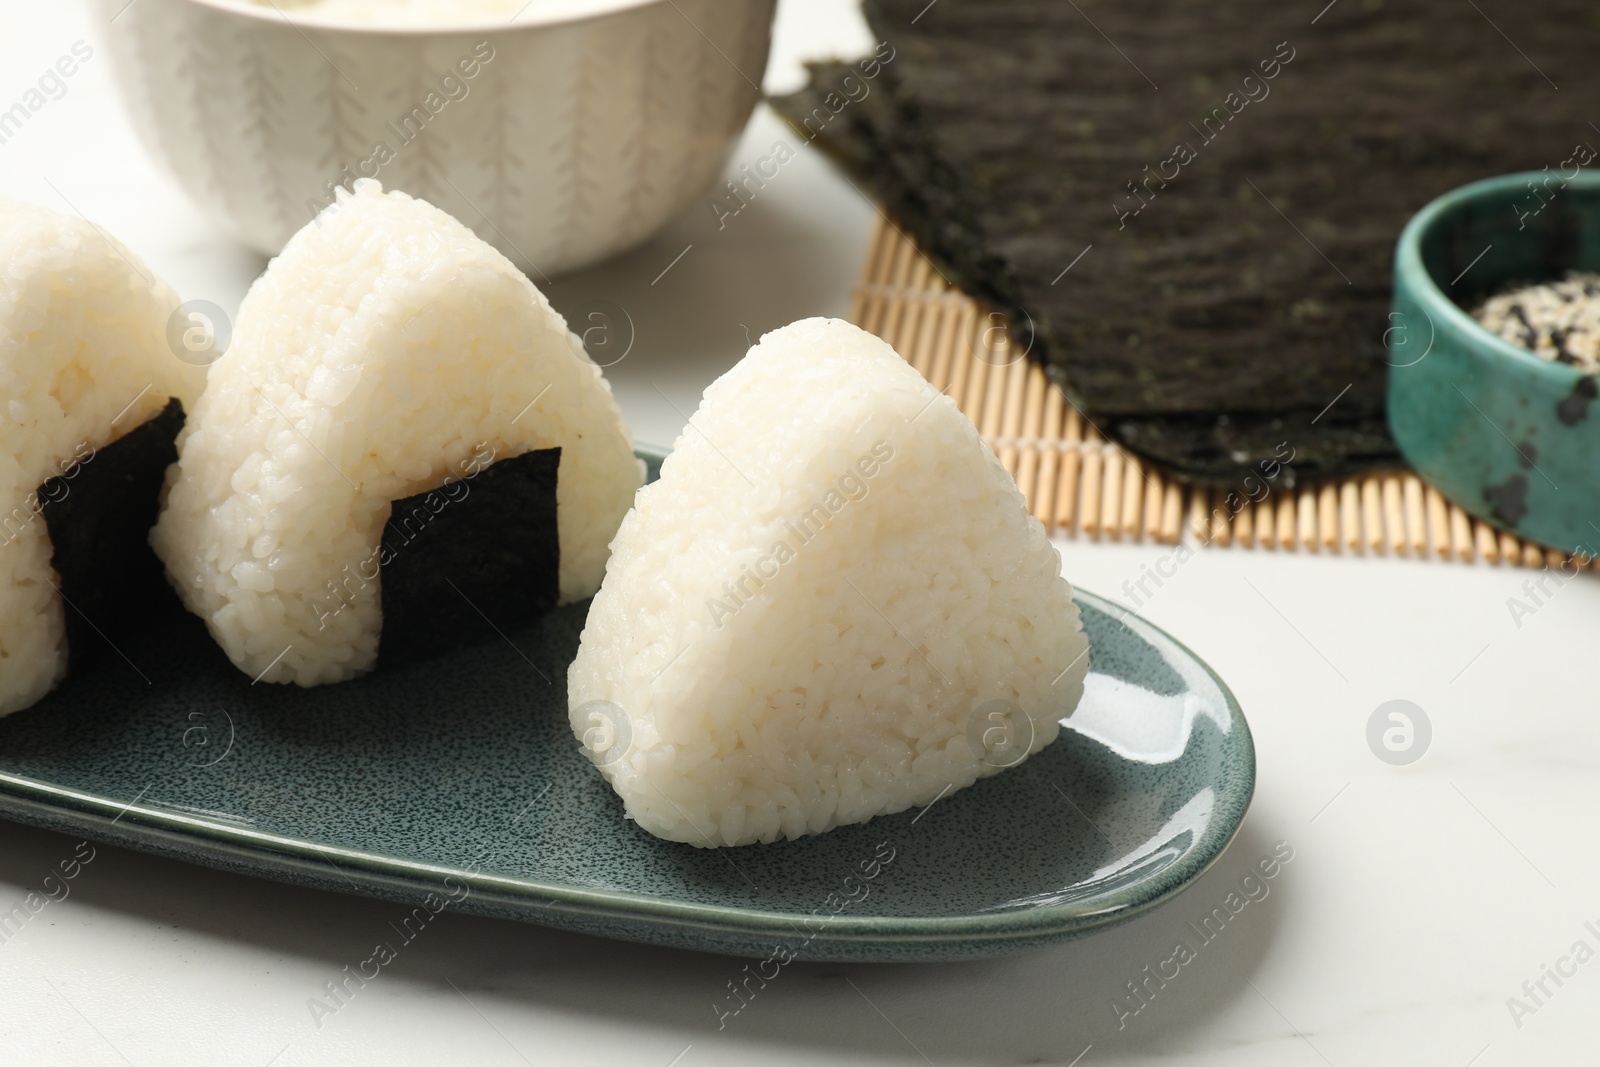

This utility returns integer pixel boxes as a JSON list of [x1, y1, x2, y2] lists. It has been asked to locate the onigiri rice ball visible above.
[[568, 317, 1089, 847], [152, 180, 643, 686], [0, 196, 206, 716]]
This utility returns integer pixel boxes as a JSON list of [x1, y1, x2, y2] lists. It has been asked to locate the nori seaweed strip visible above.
[[378, 447, 560, 668], [39, 397, 186, 671], [774, 0, 1598, 486]]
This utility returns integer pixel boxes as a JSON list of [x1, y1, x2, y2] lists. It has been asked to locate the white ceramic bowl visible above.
[[92, 0, 775, 276]]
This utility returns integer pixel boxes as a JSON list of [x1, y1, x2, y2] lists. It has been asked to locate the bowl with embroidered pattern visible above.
[[92, 0, 775, 276]]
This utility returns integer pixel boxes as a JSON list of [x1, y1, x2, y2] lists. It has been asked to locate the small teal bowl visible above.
[[1389, 170, 1600, 556]]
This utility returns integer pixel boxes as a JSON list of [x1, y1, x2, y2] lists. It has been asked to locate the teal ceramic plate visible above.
[[0, 449, 1253, 962]]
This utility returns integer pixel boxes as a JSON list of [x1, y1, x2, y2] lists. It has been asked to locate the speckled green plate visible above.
[[0, 448, 1253, 962]]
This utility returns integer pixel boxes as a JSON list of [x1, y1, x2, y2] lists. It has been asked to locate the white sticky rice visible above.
[[0, 197, 206, 716], [152, 180, 642, 686], [568, 317, 1089, 847]]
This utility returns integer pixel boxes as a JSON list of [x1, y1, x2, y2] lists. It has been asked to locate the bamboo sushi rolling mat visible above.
[[849, 216, 1593, 569]]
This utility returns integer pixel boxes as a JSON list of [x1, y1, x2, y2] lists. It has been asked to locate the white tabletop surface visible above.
[[3, 2, 1599, 1065]]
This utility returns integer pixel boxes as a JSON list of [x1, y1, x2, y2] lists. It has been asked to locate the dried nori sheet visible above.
[[773, 0, 1597, 486], [378, 447, 560, 668], [40, 397, 186, 670]]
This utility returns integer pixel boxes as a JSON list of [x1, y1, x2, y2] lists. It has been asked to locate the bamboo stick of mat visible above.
[[850, 215, 1592, 566]]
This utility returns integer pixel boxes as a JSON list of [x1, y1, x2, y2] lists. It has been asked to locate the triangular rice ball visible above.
[[153, 181, 642, 686], [569, 317, 1088, 846], [0, 197, 205, 715]]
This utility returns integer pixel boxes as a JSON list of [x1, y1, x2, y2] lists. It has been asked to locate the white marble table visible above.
[[2, 2, 1598, 1064]]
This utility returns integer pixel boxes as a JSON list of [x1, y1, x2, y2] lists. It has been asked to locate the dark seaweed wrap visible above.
[[39, 398, 186, 671], [773, 0, 1595, 486], [378, 447, 561, 668]]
